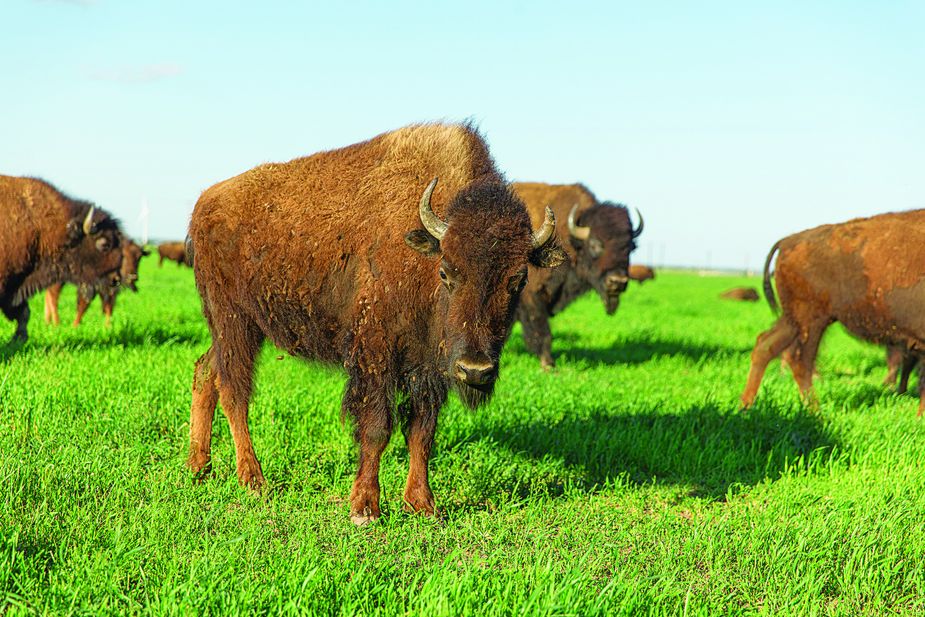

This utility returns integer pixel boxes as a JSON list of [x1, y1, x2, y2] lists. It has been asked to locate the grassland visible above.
[[2, 260, 924, 616]]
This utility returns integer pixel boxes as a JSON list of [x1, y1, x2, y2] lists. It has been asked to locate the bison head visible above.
[[120, 239, 150, 292], [567, 202, 642, 315], [65, 204, 124, 290], [406, 178, 565, 409]]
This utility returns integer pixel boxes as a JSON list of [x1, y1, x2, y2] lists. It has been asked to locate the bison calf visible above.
[[1, 175, 123, 343], [186, 124, 564, 524], [44, 239, 149, 327], [741, 210, 925, 414], [512, 182, 642, 368]]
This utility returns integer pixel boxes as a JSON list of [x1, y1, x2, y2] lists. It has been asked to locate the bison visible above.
[[1, 175, 124, 343], [629, 264, 655, 284], [741, 210, 925, 414], [720, 287, 760, 302], [44, 239, 150, 327], [511, 182, 642, 368], [186, 123, 565, 524], [157, 241, 187, 267]]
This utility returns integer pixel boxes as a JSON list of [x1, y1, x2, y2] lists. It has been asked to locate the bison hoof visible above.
[[540, 358, 556, 371], [237, 462, 266, 492], [350, 507, 380, 527], [186, 454, 212, 482]]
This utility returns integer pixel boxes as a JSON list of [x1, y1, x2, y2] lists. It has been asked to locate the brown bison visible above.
[[629, 264, 655, 284], [186, 124, 565, 524], [511, 182, 642, 368], [157, 241, 187, 266], [741, 210, 925, 414], [1, 175, 124, 343], [720, 287, 760, 302], [44, 239, 150, 327]]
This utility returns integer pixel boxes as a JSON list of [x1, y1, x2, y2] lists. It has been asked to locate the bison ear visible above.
[[404, 229, 441, 256], [529, 241, 567, 269]]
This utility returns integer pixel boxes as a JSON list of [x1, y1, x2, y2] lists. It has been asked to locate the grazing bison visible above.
[[741, 210, 925, 414], [157, 241, 187, 267], [720, 287, 760, 302], [44, 239, 150, 327], [1, 175, 123, 343], [186, 123, 565, 524], [511, 182, 642, 368], [629, 264, 655, 284]]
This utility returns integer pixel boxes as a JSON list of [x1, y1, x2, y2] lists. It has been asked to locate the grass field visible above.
[[2, 259, 924, 616]]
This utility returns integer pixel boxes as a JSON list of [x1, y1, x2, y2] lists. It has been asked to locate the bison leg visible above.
[[884, 346, 904, 388], [517, 301, 555, 369], [102, 297, 114, 328], [740, 318, 798, 409], [400, 395, 442, 517], [73, 294, 91, 327], [187, 347, 219, 477], [786, 320, 829, 409], [158, 255, 164, 267], [898, 353, 917, 395], [3, 302, 30, 344], [344, 375, 393, 525], [44, 284, 62, 325]]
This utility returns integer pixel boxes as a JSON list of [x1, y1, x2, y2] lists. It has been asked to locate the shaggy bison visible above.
[[44, 239, 149, 327], [720, 287, 760, 302], [511, 182, 642, 368], [741, 210, 925, 413], [186, 124, 565, 524], [1, 175, 123, 343], [157, 241, 187, 267], [629, 264, 655, 284]]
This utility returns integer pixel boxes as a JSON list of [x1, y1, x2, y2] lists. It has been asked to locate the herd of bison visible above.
[[2, 123, 922, 523]]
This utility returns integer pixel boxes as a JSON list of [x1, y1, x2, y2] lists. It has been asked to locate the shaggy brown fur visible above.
[[629, 264, 655, 284], [720, 287, 760, 302], [186, 123, 564, 524], [44, 240, 149, 327], [512, 182, 641, 368], [741, 209, 925, 414], [0, 175, 123, 343], [157, 241, 187, 267]]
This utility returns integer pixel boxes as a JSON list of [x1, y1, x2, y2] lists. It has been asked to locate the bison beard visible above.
[[186, 123, 564, 525], [741, 209, 925, 413]]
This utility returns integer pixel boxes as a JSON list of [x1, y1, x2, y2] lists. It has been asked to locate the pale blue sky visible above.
[[2, 1, 923, 270]]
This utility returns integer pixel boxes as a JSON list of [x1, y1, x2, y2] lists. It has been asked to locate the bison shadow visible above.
[[509, 332, 752, 367], [443, 402, 837, 510], [1, 324, 207, 360]]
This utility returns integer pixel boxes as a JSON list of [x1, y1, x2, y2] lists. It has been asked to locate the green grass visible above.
[[2, 260, 924, 616]]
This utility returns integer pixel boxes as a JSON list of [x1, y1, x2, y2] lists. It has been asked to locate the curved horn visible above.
[[632, 207, 644, 239], [418, 177, 447, 240], [567, 204, 591, 241], [532, 206, 557, 248], [82, 206, 96, 235]]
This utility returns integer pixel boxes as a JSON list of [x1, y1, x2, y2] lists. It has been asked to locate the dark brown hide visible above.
[[883, 345, 920, 395], [512, 182, 640, 368], [629, 264, 655, 284], [186, 123, 564, 524], [158, 241, 187, 267], [741, 209, 925, 414], [720, 287, 760, 302], [0, 175, 123, 342], [44, 239, 149, 327]]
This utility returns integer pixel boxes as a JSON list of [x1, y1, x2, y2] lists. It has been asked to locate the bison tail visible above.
[[184, 235, 195, 267], [762, 240, 782, 314]]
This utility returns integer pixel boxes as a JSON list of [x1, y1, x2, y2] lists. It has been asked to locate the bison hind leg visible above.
[[188, 346, 219, 479], [740, 318, 798, 410]]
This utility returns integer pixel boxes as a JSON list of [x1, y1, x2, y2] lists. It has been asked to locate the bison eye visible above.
[[439, 267, 453, 290]]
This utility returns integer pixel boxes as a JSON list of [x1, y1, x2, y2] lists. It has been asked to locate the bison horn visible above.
[[418, 177, 447, 240], [632, 207, 644, 239], [567, 204, 590, 241], [532, 206, 557, 248], [82, 206, 96, 235]]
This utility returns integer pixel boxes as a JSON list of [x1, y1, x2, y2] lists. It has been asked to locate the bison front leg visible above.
[[102, 296, 115, 328], [400, 394, 443, 517], [44, 284, 62, 325], [517, 300, 555, 370], [344, 375, 393, 525], [73, 294, 91, 327], [4, 302, 30, 344]]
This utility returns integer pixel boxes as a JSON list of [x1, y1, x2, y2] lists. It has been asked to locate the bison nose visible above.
[[605, 273, 629, 293], [454, 356, 497, 386]]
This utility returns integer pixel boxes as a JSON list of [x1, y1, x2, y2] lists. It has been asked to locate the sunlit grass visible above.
[[2, 260, 924, 615]]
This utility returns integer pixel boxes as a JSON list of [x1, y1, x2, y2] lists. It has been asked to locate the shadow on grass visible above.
[[444, 402, 838, 511], [510, 332, 753, 368], [1, 324, 207, 360]]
